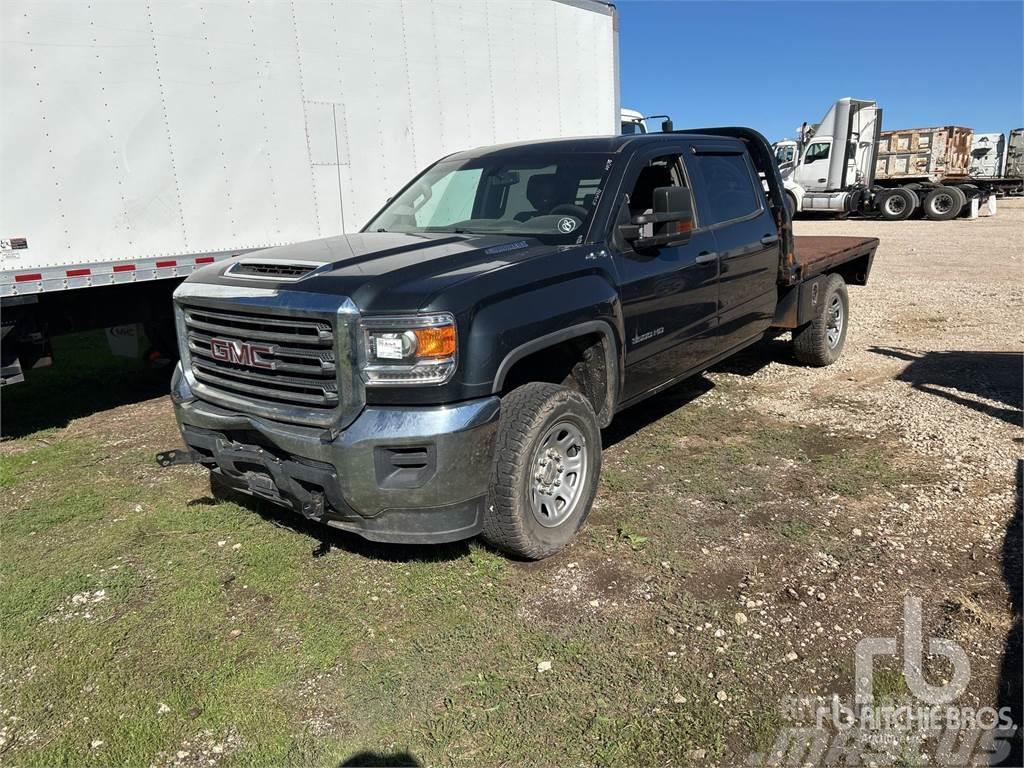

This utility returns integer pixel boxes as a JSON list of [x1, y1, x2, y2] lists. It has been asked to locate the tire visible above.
[[876, 188, 915, 221], [958, 184, 980, 201], [922, 186, 963, 220], [483, 382, 602, 560], [785, 192, 798, 219], [948, 185, 967, 210], [792, 274, 849, 367]]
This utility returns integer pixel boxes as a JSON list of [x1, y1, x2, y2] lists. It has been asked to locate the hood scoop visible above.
[[225, 260, 323, 281]]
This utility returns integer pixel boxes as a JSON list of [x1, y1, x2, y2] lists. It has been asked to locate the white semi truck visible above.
[[0, 0, 620, 385], [775, 98, 1020, 221]]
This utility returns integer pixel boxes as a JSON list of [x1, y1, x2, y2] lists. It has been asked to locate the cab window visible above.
[[688, 152, 761, 225], [804, 142, 831, 163], [621, 154, 689, 239]]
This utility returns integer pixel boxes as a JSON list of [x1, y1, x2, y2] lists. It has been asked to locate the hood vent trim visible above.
[[225, 260, 323, 281]]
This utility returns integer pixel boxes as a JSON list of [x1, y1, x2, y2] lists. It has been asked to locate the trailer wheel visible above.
[[483, 382, 601, 560], [923, 186, 963, 220], [877, 188, 915, 221], [792, 274, 848, 367]]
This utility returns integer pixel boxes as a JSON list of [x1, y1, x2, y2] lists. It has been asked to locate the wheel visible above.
[[785, 191, 798, 219], [792, 274, 849, 367], [483, 382, 602, 559], [922, 186, 963, 220], [876, 188, 915, 221], [948, 185, 967, 210]]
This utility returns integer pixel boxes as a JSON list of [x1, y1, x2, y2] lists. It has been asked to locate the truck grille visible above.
[[182, 305, 341, 423]]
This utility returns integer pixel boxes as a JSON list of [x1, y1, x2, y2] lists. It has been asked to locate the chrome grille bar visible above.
[[180, 303, 341, 423]]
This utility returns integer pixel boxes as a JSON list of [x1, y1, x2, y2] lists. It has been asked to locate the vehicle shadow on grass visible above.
[[869, 347, 1023, 428], [995, 461, 1022, 767], [601, 337, 784, 450], [337, 751, 421, 767], [188, 492, 471, 563]]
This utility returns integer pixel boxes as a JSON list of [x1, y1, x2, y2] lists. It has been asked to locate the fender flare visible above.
[[491, 319, 621, 427], [783, 179, 805, 212]]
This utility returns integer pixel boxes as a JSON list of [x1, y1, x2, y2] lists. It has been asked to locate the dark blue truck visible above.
[[158, 128, 878, 559]]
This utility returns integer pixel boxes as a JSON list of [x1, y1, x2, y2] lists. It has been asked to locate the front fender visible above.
[[784, 179, 806, 212], [463, 273, 624, 407]]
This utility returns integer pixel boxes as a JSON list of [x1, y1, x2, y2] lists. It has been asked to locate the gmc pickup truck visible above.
[[158, 129, 878, 559]]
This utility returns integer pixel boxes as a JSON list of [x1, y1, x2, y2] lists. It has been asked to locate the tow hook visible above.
[[154, 448, 207, 468]]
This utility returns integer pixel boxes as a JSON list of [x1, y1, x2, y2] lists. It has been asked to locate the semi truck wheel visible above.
[[876, 188, 915, 221], [483, 382, 601, 559], [948, 185, 967, 210], [792, 274, 848, 367], [923, 186, 963, 220]]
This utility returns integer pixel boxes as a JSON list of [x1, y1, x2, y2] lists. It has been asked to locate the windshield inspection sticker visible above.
[[557, 217, 578, 234]]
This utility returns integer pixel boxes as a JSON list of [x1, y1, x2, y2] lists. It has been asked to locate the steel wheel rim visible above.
[[529, 420, 588, 528], [826, 295, 843, 348], [885, 195, 906, 215], [933, 193, 954, 214]]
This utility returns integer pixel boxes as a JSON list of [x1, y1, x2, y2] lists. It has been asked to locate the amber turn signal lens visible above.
[[413, 325, 456, 358]]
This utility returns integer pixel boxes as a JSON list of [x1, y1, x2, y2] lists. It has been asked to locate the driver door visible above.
[[611, 147, 720, 403], [794, 139, 832, 192]]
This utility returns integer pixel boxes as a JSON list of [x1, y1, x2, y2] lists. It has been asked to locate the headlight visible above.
[[361, 313, 457, 385]]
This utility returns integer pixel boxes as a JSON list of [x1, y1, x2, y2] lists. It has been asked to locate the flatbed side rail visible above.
[[791, 236, 880, 285]]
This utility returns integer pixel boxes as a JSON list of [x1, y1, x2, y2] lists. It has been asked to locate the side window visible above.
[[688, 152, 761, 225], [626, 154, 685, 219], [804, 142, 831, 163]]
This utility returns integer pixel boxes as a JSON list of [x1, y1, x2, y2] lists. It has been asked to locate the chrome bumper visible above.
[[171, 363, 499, 544]]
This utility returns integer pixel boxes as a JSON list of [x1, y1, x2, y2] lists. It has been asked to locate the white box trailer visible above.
[[0, 0, 620, 384]]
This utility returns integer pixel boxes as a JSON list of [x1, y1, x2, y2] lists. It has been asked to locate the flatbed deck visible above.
[[792, 235, 879, 281]]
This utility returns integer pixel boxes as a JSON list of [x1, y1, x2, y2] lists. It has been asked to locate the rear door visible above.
[[609, 144, 720, 402], [684, 142, 780, 352]]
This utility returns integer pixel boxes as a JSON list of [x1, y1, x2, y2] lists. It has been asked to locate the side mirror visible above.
[[661, 118, 674, 133], [624, 186, 694, 249], [651, 185, 693, 225]]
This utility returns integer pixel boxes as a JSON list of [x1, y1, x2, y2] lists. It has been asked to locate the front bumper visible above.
[[171, 364, 499, 544]]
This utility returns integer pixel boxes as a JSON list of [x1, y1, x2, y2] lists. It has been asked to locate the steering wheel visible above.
[[548, 204, 588, 219]]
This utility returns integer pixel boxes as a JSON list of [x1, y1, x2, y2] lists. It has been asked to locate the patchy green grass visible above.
[[1, 357, 942, 767], [777, 519, 816, 541]]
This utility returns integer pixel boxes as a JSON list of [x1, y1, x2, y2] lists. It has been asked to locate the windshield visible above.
[[775, 144, 795, 164], [365, 152, 613, 244]]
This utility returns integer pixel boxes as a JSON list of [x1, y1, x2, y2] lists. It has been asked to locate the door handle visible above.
[[695, 251, 719, 265], [818, 178, 826, 183], [760, 234, 779, 245]]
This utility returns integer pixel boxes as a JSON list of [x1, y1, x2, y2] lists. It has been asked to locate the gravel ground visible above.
[[695, 200, 1022, 764], [709, 199, 1022, 518]]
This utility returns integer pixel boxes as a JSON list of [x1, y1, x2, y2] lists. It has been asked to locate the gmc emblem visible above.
[[209, 337, 275, 369]]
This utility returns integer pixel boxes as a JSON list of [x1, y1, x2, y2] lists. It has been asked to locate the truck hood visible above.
[[186, 232, 554, 312]]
